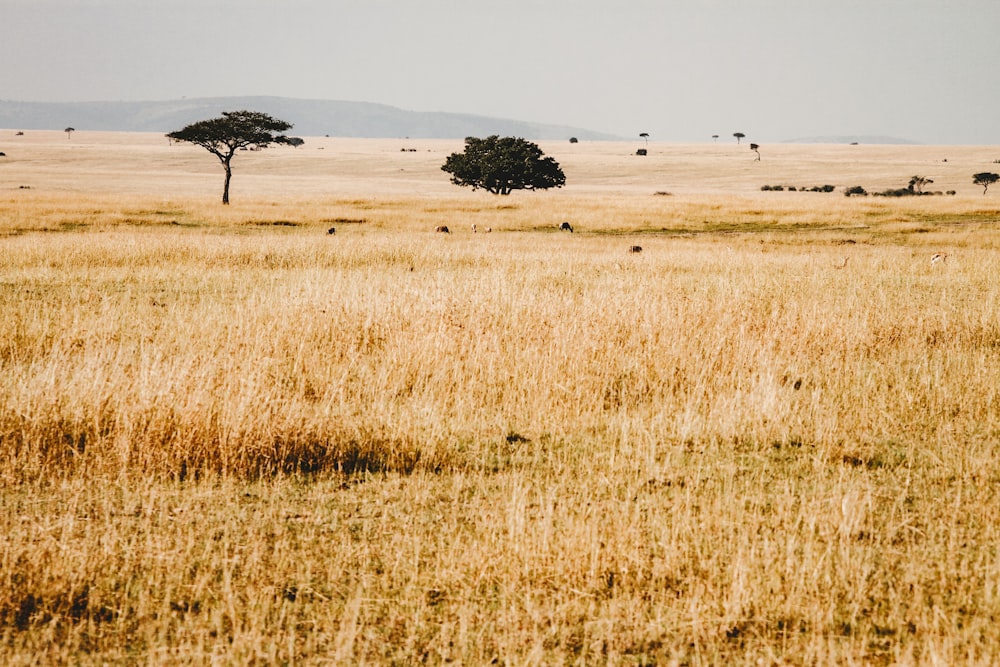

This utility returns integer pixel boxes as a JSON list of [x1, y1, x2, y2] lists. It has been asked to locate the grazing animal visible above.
[[327, 227, 336, 235], [931, 252, 948, 265], [559, 221, 574, 232], [472, 224, 478, 233], [485, 227, 492, 233], [435, 225, 450, 234], [628, 245, 643, 254]]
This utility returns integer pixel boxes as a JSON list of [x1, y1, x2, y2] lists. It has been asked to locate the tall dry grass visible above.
[[2, 134, 1000, 664]]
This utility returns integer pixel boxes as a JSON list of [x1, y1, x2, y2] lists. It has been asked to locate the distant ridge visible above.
[[782, 135, 921, 145], [0, 96, 621, 141]]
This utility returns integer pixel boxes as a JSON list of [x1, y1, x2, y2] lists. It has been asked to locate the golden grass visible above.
[[2, 132, 1000, 664]]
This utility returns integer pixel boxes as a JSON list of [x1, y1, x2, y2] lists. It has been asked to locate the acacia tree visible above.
[[750, 143, 761, 161], [441, 135, 565, 195], [908, 175, 932, 193], [166, 110, 293, 204], [64, 127, 75, 140], [973, 172, 999, 194], [734, 132, 745, 144]]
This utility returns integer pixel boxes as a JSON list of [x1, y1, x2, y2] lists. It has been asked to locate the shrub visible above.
[[845, 185, 868, 197], [874, 187, 942, 197]]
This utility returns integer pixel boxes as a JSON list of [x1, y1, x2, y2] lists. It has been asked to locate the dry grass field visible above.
[[2, 130, 1000, 665]]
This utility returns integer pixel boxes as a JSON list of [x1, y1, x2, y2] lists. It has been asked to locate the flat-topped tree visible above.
[[909, 175, 932, 193], [166, 110, 292, 204], [973, 172, 999, 195]]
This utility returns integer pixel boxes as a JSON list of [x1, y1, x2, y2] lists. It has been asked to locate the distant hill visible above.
[[782, 135, 921, 145], [0, 96, 621, 141]]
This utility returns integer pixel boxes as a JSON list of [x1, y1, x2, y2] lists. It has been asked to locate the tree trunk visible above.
[[222, 162, 232, 204]]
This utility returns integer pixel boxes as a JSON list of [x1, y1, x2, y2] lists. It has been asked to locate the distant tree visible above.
[[733, 132, 745, 144], [64, 127, 75, 140], [908, 175, 932, 193], [569, 136, 579, 144], [283, 137, 305, 148], [973, 172, 999, 194], [640, 132, 649, 146], [712, 134, 719, 142], [750, 143, 760, 161], [441, 135, 565, 195], [166, 110, 293, 204]]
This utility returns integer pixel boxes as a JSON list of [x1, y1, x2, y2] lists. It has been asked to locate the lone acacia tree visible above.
[[908, 175, 933, 193], [166, 110, 293, 204], [973, 172, 999, 194], [734, 132, 745, 144], [441, 135, 565, 195]]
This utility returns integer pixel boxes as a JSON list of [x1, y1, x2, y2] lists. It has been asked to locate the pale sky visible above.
[[2, 0, 998, 144]]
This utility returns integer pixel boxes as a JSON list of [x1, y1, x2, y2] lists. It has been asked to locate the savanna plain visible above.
[[3, 131, 1000, 665]]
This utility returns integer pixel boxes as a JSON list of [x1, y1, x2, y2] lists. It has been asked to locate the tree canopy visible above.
[[166, 110, 293, 204], [441, 135, 565, 195]]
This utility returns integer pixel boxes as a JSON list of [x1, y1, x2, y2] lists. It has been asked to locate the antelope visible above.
[[472, 224, 477, 233], [930, 252, 948, 265], [435, 225, 450, 234]]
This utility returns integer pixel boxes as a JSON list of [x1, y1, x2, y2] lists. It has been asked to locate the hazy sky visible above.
[[3, 0, 998, 144]]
